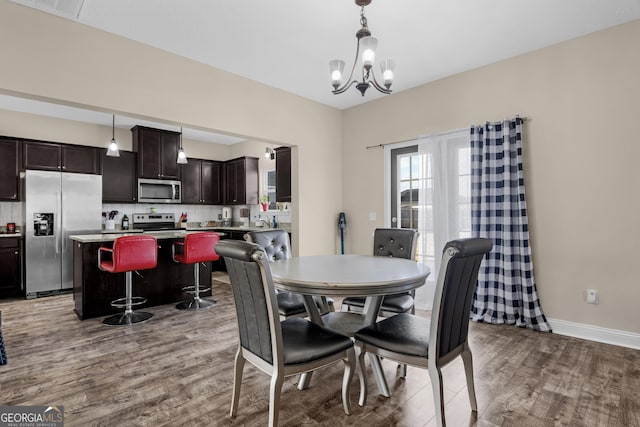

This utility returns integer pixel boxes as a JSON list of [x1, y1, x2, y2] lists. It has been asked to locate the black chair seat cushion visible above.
[[281, 318, 352, 365], [355, 313, 429, 358], [277, 292, 307, 316], [342, 293, 414, 313], [277, 291, 334, 317]]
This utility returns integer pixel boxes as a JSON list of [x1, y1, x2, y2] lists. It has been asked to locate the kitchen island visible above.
[[70, 230, 216, 320]]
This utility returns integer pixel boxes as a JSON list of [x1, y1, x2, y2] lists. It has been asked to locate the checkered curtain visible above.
[[470, 117, 551, 332]]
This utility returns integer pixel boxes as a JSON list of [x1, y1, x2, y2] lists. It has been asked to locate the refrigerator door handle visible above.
[[56, 191, 62, 255]]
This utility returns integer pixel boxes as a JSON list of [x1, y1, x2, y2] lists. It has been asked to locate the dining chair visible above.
[[215, 239, 355, 427], [245, 229, 334, 319], [354, 237, 493, 427], [341, 228, 419, 317]]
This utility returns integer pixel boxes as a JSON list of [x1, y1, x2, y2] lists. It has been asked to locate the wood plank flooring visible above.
[[1, 274, 639, 426]]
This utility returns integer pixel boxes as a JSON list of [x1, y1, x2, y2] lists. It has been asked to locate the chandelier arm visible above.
[[369, 69, 392, 94], [332, 80, 360, 95]]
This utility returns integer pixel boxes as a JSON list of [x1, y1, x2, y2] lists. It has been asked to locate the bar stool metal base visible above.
[[175, 297, 215, 311], [175, 262, 216, 311], [103, 311, 153, 326]]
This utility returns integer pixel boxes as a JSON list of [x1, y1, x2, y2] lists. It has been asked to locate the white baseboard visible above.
[[547, 318, 640, 350]]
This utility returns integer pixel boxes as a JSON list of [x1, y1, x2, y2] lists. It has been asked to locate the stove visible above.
[[132, 213, 179, 231]]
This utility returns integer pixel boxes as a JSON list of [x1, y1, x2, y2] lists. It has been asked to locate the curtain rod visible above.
[[365, 116, 528, 150]]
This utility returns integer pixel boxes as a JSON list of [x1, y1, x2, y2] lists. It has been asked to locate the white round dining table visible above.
[[269, 254, 430, 396]]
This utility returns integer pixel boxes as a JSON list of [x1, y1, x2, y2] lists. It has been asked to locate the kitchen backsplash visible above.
[[102, 203, 292, 228], [0, 201, 292, 229], [0, 202, 23, 227]]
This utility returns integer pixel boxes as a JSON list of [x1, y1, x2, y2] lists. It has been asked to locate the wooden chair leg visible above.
[[355, 342, 368, 407], [461, 346, 478, 412], [342, 348, 355, 415], [429, 365, 446, 427], [230, 347, 245, 418], [269, 371, 284, 427]]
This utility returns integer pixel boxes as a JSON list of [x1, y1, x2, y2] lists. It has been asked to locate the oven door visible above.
[[138, 179, 181, 203]]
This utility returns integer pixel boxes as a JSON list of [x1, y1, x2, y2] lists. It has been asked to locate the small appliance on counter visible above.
[[6, 223, 16, 234], [222, 207, 232, 227]]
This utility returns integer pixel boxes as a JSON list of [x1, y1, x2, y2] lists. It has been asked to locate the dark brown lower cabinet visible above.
[[73, 238, 212, 319], [0, 237, 22, 298]]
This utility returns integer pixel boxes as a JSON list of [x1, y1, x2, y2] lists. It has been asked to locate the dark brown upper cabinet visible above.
[[0, 137, 21, 201], [132, 126, 180, 180], [101, 150, 137, 203], [224, 157, 259, 205], [275, 146, 291, 203], [181, 158, 223, 205], [23, 140, 99, 174]]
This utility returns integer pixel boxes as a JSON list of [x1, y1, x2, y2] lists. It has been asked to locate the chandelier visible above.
[[329, 0, 395, 96]]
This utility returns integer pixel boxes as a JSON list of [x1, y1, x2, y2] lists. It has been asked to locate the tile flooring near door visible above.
[[0, 274, 639, 426]]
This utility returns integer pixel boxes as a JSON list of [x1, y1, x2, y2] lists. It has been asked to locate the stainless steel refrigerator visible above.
[[24, 170, 102, 298]]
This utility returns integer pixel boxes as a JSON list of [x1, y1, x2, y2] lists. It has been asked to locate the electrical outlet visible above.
[[586, 289, 599, 304]]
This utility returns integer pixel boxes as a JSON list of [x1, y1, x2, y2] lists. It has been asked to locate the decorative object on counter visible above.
[[105, 210, 118, 230], [6, 223, 15, 234], [121, 215, 129, 230], [260, 194, 269, 211], [278, 202, 288, 212], [177, 126, 188, 164], [179, 212, 188, 228], [106, 114, 120, 157], [329, 0, 395, 97]]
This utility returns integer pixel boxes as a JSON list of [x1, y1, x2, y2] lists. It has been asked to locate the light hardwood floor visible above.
[[1, 275, 639, 426]]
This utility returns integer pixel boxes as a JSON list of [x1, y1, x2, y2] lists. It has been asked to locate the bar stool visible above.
[[98, 235, 158, 326], [172, 232, 220, 310]]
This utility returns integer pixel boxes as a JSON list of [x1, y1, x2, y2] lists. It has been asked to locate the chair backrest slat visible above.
[[431, 238, 492, 360], [216, 240, 282, 365]]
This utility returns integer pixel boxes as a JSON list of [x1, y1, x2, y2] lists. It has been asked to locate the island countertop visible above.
[[71, 226, 287, 243]]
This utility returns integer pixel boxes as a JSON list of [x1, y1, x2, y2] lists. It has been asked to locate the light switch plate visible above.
[[369, 212, 376, 221]]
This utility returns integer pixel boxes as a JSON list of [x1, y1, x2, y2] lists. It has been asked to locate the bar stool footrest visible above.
[[181, 285, 211, 295], [111, 296, 147, 309]]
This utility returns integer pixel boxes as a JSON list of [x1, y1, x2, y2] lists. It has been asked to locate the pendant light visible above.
[[106, 114, 120, 157], [329, 0, 395, 96], [177, 127, 188, 164]]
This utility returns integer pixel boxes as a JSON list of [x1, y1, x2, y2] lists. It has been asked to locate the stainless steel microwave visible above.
[[138, 178, 181, 204]]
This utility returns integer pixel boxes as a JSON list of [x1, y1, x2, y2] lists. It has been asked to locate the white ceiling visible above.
[[4, 0, 640, 141]]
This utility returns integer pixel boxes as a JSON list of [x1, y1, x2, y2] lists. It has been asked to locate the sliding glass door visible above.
[[387, 130, 470, 309]]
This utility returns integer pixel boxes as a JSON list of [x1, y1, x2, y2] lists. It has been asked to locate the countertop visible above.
[[0, 233, 22, 238], [70, 225, 288, 243]]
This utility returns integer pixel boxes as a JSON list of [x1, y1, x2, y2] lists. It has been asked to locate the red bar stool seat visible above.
[[172, 232, 220, 310], [98, 235, 158, 325]]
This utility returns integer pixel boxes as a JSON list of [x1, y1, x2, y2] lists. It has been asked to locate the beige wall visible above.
[[3, 0, 639, 334], [342, 19, 640, 333], [0, 1, 342, 256]]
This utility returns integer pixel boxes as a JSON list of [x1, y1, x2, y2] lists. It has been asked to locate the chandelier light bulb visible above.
[[329, 60, 345, 89], [380, 59, 395, 88], [360, 36, 377, 69]]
